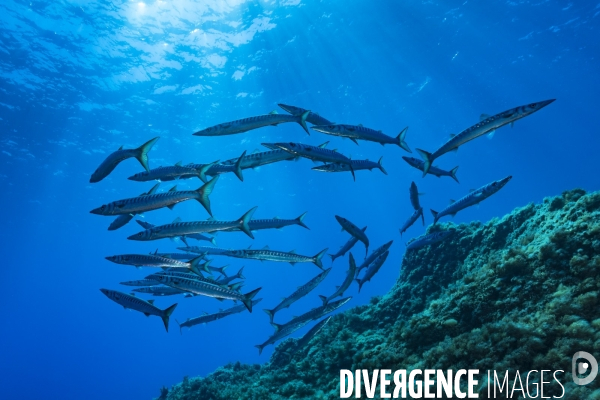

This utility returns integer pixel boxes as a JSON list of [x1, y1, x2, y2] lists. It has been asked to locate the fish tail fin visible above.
[[263, 308, 275, 323], [255, 344, 265, 355], [296, 212, 309, 230], [377, 156, 388, 175], [298, 110, 310, 135], [219, 265, 228, 277], [242, 287, 262, 312], [420, 208, 425, 226], [175, 319, 183, 335], [313, 248, 328, 269], [318, 295, 328, 306], [450, 166, 460, 183], [415, 148, 433, 177], [233, 151, 246, 182], [160, 303, 178, 333], [210, 236, 217, 246], [237, 267, 245, 280], [355, 279, 363, 293], [239, 207, 257, 239], [349, 164, 356, 181], [430, 209, 439, 225], [195, 176, 219, 216], [135, 137, 160, 172], [188, 255, 205, 273], [396, 127, 411, 153], [328, 254, 336, 263]]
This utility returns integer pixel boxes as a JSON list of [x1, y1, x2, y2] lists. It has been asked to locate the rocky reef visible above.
[[159, 189, 600, 399]]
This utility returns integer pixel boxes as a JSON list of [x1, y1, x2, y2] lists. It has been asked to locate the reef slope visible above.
[[160, 189, 600, 399]]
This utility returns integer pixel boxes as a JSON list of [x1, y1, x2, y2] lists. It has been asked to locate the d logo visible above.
[[572, 351, 598, 385]]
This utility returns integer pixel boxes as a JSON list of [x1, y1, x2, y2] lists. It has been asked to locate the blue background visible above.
[[0, 0, 598, 399]]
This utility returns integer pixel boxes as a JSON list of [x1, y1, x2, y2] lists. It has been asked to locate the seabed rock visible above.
[[158, 189, 600, 400]]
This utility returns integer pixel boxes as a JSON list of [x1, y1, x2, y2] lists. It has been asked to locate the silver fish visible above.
[[177, 299, 263, 333], [416, 100, 555, 176], [221, 148, 297, 170], [263, 268, 331, 323], [176, 246, 232, 256], [105, 253, 205, 271], [335, 215, 369, 256], [292, 316, 332, 352], [193, 110, 310, 136], [99, 288, 177, 332], [135, 219, 216, 246], [215, 267, 245, 286], [409, 181, 422, 210], [90, 137, 159, 183], [255, 319, 311, 355], [329, 226, 367, 263], [219, 213, 309, 233], [90, 177, 219, 217], [431, 176, 512, 224], [146, 273, 261, 312], [108, 183, 160, 231], [355, 240, 393, 277], [119, 279, 161, 287], [276, 297, 352, 332], [127, 207, 257, 241], [399, 208, 424, 237], [268, 142, 356, 181], [406, 230, 455, 251], [155, 252, 201, 260], [147, 270, 228, 289], [355, 250, 389, 292], [312, 157, 387, 175], [319, 253, 356, 305], [277, 103, 334, 125], [223, 247, 328, 269], [311, 124, 410, 152], [132, 286, 188, 296], [127, 162, 211, 182], [402, 157, 459, 183]]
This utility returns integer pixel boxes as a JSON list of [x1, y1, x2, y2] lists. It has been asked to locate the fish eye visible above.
[[529, 103, 537, 107]]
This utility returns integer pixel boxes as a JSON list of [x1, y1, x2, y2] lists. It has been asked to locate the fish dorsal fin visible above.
[[172, 217, 182, 224], [169, 185, 178, 192], [449, 199, 456, 204], [378, 130, 382, 133], [269, 110, 278, 115], [273, 216, 279, 220], [510, 121, 515, 128], [175, 161, 182, 166], [480, 113, 491, 121], [318, 141, 329, 149], [154, 249, 158, 255], [469, 188, 475, 193], [252, 148, 261, 154], [147, 183, 160, 195], [271, 323, 282, 332], [262, 245, 270, 250], [247, 245, 252, 250], [118, 145, 123, 150], [202, 311, 208, 315], [147, 299, 155, 305], [449, 133, 456, 138], [206, 217, 216, 221], [130, 292, 136, 296], [143, 312, 150, 317], [358, 123, 363, 127], [335, 285, 340, 290], [289, 250, 296, 254]]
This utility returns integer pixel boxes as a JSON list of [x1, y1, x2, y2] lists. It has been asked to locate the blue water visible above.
[[1, 1, 598, 399]]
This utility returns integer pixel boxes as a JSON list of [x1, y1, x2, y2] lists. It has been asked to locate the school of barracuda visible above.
[[89, 99, 555, 353]]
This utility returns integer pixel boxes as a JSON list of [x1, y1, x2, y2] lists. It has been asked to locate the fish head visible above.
[[90, 204, 110, 215], [147, 274, 166, 283], [483, 176, 512, 196], [89, 171, 102, 183], [127, 229, 153, 241], [127, 172, 144, 181], [272, 142, 298, 153], [522, 99, 555, 116], [99, 288, 114, 299], [105, 255, 122, 264]]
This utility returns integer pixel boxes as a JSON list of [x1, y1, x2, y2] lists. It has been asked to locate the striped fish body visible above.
[[155, 252, 196, 260], [402, 157, 459, 183], [179, 299, 262, 330], [105, 254, 191, 268], [120, 279, 161, 287], [431, 176, 512, 224], [129, 220, 243, 241], [335, 216, 369, 255], [280, 297, 352, 331], [148, 271, 221, 287], [256, 319, 311, 354], [128, 165, 200, 182], [148, 275, 242, 301], [356, 240, 393, 276], [320, 254, 356, 305], [91, 191, 199, 216], [273, 142, 352, 165], [133, 286, 187, 296], [90, 137, 159, 183], [221, 215, 308, 232], [409, 182, 421, 210], [356, 251, 389, 292], [264, 269, 331, 323], [177, 246, 232, 256], [406, 230, 454, 251], [135, 220, 215, 245], [229, 248, 327, 269], [294, 316, 332, 351], [311, 124, 403, 146], [400, 208, 424, 237], [312, 159, 383, 174], [108, 213, 135, 231], [220, 149, 296, 170], [329, 226, 366, 263], [278, 103, 334, 125], [193, 112, 308, 136]]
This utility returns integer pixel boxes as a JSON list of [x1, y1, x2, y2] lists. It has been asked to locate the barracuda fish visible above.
[[319, 253, 356, 305], [177, 299, 263, 333], [135, 219, 216, 246], [108, 183, 160, 231], [312, 157, 387, 175], [409, 182, 422, 210], [399, 208, 424, 237], [255, 319, 311, 355], [263, 268, 331, 323], [208, 265, 228, 277], [219, 213, 309, 233], [356, 251, 389, 292], [431, 176, 512, 224], [329, 226, 367, 263], [335, 215, 369, 256], [416, 99, 555, 176], [221, 148, 297, 170], [176, 246, 233, 256], [402, 157, 459, 183], [90, 177, 219, 217], [155, 252, 202, 260], [406, 230, 455, 251], [193, 110, 310, 136], [127, 161, 215, 183], [355, 240, 393, 277], [120, 279, 161, 287], [311, 124, 411, 152], [99, 288, 177, 332], [105, 253, 205, 271], [292, 316, 332, 352], [224, 247, 328, 269], [146, 274, 261, 312], [127, 207, 257, 241], [147, 270, 223, 287], [277, 297, 352, 332], [215, 267, 245, 286], [132, 286, 188, 296], [268, 142, 356, 181], [90, 137, 159, 183], [277, 103, 334, 125]]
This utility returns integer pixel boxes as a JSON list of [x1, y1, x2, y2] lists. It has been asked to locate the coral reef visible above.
[[158, 189, 600, 399]]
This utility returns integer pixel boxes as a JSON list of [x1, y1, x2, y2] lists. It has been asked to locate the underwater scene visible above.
[[1, 0, 599, 399]]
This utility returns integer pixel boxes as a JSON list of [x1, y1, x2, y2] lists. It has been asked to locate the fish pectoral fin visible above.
[[167, 204, 175, 210], [289, 262, 296, 266], [143, 312, 150, 317], [480, 113, 491, 121]]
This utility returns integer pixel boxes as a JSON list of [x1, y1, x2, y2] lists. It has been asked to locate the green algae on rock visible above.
[[159, 189, 600, 400]]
